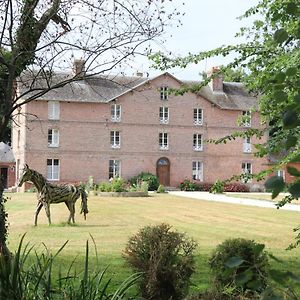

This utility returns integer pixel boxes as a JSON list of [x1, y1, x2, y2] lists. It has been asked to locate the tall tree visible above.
[[0, 0, 183, 257], [151, 0, 300, 245]]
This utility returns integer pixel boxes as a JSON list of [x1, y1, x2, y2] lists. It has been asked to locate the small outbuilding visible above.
[[0, 142, 16, 189]]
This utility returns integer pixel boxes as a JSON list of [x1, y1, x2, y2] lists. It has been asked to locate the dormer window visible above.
[[160, 86, 168, 100], [111, 104, 121, 122]]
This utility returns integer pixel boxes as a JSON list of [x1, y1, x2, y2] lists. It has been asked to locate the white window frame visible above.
[[193, 108, 203, 125], [109, 160, 121, 179], [47, 159, 60, 181], [242, 111, 251, 127], [243, 136, 251, 153], [159, 132, 169, 150], [48, 101, 60, 120], [193, 134, 203, 151], [192, 161, 203, 181], [160, 86, 169, 100], [159, 107, 169, 124], [48, 129, 59, 147], [110, 131, 120, 149], [111, 104, 121, 122], [242, 162, 252, 182], [277, 170, 285, 180]]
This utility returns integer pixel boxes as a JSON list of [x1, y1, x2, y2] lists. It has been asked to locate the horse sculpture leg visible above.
[[66, 202, 75, 224], [34, 202, 43, 226], [43, 201, 52, 225], [70, 202, 76, 223], [65, 202, 73, 224]]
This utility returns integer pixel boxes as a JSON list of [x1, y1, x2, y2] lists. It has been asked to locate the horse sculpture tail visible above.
[[79, 187, 89, 220]]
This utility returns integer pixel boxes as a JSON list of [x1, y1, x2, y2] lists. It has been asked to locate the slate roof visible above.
[[0, 143, 15, 163], [182, 80, 258, 111], [18, 72, 257, 111], [19, 73, 148, 103]]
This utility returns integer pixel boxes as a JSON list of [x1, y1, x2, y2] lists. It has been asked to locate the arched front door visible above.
[[156, 157, 170, 186]]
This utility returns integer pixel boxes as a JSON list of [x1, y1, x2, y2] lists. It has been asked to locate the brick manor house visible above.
[[12, 62, 268, 189]]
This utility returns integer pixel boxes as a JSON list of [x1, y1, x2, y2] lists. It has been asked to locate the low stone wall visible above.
[[97, 191, 148, 197]]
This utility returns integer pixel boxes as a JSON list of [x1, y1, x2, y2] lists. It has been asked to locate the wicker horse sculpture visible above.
[[18, 164, 88, 226]]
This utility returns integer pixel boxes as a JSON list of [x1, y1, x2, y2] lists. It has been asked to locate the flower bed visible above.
[[97, 191, 148, 197]]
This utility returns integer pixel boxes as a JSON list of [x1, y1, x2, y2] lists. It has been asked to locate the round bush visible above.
[[209, 238, 269, 295], [129, 172, 159, 191], [124, 223, 197, 300]]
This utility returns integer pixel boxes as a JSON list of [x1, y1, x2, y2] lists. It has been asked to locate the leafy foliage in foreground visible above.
[[209, 238, 269, 296], [124, 223, 197, 300], [0, 234, 139, 299]]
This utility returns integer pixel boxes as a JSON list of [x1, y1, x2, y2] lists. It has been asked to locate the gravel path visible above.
[[168, 191, 300, 212]]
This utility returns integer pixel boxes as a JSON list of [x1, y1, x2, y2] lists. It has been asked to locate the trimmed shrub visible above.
[[210, 180, 225, 194], [209, 238, 269, 296], [224, 183, 250, 192], [98, 182, 111, 192], [179, 179, 213, 191], [110, 177, 126, 192], [157, 184, 166, 193], [129, 172, 159, 191], [179, 179, 196, 191], [124, 223, 197, 300], [179, 179, 250, 193]]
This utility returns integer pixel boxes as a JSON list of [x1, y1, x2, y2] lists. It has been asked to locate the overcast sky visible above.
[[134, 0, 259, 80]]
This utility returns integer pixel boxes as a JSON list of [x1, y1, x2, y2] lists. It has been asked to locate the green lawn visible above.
[[4, 192, 300, 295], [226, 192, 300, 204]]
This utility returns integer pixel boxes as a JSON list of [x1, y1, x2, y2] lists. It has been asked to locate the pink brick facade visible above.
[[12, 72, 268, 189], [0, 143, 16, 189]]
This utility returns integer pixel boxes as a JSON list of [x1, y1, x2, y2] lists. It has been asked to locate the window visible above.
[[111, 104, 121, 122], [193, 134, 203, 151], [277, 170, 285, 179], [160, 86, 168, 100], [193, 108, 203, 125], [110, 131, 120, 148], [159, 107, 169, 124], [242, 111, 251, 127], [47, 159, 60, 180], [242, 162, 252, 182], [243, 137, 251, 153], [48, 129, 59, 147], [109, 160, 121, 179], [159, 132, 169, 150], [192, 161, 203, 181], [48, 101, 60, 120]]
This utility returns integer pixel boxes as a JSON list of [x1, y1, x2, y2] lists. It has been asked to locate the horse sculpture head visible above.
[[18, 164, 32, 187]]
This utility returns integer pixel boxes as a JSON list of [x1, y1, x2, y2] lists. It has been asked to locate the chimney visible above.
[[73, 59, 86, 77], [207, 67, 224, 92]]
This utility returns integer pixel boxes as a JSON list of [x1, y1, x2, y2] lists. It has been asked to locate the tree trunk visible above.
[[0, 172, 10, 258]]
